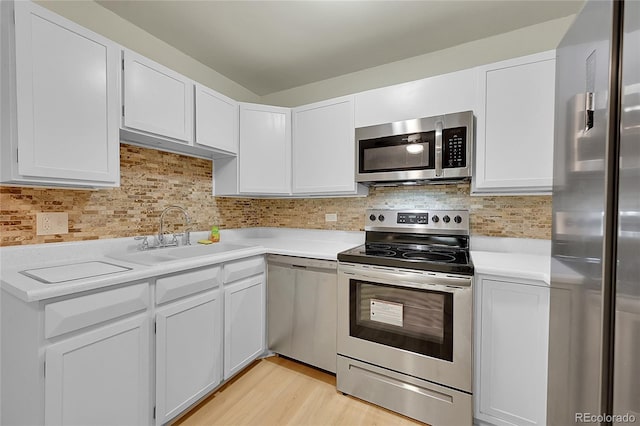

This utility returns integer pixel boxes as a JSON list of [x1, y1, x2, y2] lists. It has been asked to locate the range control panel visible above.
[[442, 127, 467, 169], [365, 209, 469, 235]]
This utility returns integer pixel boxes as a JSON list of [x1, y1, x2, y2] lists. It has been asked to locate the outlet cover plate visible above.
[[37, 212, 69, 235], [325, 213, 338, 222]]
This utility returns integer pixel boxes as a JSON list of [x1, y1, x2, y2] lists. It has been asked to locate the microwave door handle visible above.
[[435, 121, 443, 177]]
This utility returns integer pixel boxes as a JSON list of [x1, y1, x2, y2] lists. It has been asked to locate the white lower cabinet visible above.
[[1, 255, 267, 426], [45, 314, 151, 426], [224, 275, 265, 379], [155, 290, 222, 425], [474, 274, 550, 426]]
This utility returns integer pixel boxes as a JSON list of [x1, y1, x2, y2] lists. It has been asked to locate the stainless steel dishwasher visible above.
[[267, 254, 337, 373]]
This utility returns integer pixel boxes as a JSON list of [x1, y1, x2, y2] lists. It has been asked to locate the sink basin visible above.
[[107, 242, 252, 266], [166, 243, 251, 259]]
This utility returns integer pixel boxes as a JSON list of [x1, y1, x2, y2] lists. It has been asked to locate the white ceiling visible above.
[[97, 0, 584, 96]]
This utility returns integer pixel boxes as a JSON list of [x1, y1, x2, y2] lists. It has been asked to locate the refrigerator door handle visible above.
[[585, 91, 595, 131]]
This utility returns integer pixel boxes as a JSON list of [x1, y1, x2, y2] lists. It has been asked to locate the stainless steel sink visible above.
[[106, 242, 252, 266]]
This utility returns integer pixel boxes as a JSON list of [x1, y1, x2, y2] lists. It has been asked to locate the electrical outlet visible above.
[[325, 213, 338, 222], [36, 212, 68, 235]]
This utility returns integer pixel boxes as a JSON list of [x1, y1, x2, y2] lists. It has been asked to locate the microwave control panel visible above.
[[442, 127, 467, 168]]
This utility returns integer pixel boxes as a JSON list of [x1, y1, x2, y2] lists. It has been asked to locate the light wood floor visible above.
[[174, 356, 425, 426]]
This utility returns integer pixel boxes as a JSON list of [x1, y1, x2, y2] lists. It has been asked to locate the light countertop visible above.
[[0, 228, 364, 302], [1, 228, 552, 302]]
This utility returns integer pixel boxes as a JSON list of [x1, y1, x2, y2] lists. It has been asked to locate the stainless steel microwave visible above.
[[355, 110, 474, 185]]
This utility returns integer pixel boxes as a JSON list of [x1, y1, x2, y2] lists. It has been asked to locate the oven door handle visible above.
[[341, 268, 472, 289]]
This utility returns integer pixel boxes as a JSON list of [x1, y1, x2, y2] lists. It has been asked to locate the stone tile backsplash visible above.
[[0, 145, 551, 247]]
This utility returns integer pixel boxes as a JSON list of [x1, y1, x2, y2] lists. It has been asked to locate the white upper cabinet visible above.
[[122, 49, 194, 144], [1, 1, 120, 187], [238, 103, 291, 195], [292, 96, 366, 195], [473, 51, 556, 194], [195, 84, 238, 154], [354, 68, 476, 128]]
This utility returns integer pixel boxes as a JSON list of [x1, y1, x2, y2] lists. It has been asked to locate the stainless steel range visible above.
[[336, 209, 473, 426]]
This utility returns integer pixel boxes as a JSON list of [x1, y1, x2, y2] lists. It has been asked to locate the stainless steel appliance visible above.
[[266, 255, 337, 373], [548, 0, 639, 424], [355, 110, 473, 186], [337, 209, 473, 426]]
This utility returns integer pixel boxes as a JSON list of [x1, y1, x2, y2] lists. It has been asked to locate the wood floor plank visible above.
[[174, 356, 425, 426]]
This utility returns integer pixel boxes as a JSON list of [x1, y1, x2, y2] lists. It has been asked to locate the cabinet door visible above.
[[474, 51, 555, 193], [476, 277, 549, 426], [155, 290, 222, 425], [238, 103, 291, 194], [123, 50, 193, 143], [354, 68, 476, 128], [13, 1, 119, 185], [195, 84, 238, 154], [224, 274, 265, 379], [292, 96, 357, 194], [45, 315, 151, 426]]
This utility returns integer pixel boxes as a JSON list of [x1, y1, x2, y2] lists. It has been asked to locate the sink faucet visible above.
[[158, 205, 191, 247]]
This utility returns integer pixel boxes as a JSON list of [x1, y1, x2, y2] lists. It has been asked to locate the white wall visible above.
[[260, 16, 576, 107], [35, 0, 261, 103]]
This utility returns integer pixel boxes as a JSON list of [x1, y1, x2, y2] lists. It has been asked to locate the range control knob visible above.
[[442, 215, 451, 223], [378, 214, 385, 222], [454, 215, 463, 224], [369, 214, 376, 221], [431, 215, 439, 223]]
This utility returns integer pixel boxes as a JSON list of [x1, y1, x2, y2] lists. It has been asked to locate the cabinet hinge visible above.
[[43, 361, 46, 377], [121, 58, 124, 71], [122, 105, 125, 117], [154, 321, 156, 334], [16, 147, 19, 163], [153, 406, 156, 419]]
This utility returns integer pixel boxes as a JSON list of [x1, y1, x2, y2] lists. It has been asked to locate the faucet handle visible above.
[[134, 236, 149, 251]]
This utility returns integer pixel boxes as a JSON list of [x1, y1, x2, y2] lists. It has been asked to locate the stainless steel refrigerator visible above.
[[548, 0, 639, 425]]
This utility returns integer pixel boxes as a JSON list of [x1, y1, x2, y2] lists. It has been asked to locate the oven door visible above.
[[337, 262, 472, 393]]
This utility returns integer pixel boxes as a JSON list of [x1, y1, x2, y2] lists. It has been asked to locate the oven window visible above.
[[349, 279, 453, 361]]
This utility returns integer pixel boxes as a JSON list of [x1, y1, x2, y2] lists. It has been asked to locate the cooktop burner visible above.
[[402, 251, 457, 262], [339, 242, 472, 274]]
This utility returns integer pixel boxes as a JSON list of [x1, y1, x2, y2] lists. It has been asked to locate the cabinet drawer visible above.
[[156, 266, 221, 305], [45, 283, 149, 339], [224, 256, 264, 283]]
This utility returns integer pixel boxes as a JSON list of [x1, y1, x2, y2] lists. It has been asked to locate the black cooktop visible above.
[[338, 241, 474, 275]]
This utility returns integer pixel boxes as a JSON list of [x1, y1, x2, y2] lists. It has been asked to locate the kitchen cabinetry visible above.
[[1, 254, 267, 426], [223, 256, 266, 379], [0, 0, 120, 188], [154, 266, 223, 425], [237, 103, 291, 195], [45, 315, 151, 425], [0, 282, 151, 425], [267, 255, 337, 373], [473, 50, 556, 194], [354, 68, 476, 128], [474, 274, 549, 426], [292, 96, 366, 196], [121, 49, 194, 144], [195, 83, 238, 154]]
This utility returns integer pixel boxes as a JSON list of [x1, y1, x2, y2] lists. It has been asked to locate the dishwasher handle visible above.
[[267, 254, 337, 271]]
